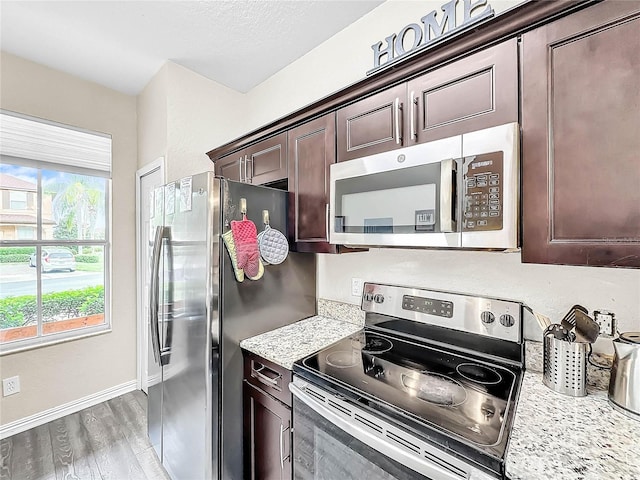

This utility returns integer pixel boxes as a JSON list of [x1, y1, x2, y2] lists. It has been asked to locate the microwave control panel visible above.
[[462, 151, 503, 232]]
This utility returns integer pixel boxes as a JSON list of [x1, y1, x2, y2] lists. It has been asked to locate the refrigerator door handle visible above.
[[150, 225, 171, 366], [149, 225, 163, 366]]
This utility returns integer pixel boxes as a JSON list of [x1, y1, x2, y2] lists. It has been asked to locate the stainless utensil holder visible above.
[[543, 333, 588, 397]]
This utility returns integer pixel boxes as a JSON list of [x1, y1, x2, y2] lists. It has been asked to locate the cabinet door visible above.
[[288, 113, 337, 253], [245, 132, 288, 185], [215, 152, 244, 182], [407, 38, 517, 144], [337, 84, 406, 162], [521, 2, 640, 267], [243, 382, 292, 480]]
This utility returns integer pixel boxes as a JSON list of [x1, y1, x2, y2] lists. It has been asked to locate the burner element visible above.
[[401, 372, 467, 407], [362, 335, 393, 354], [325, 351, 358, 368], [456, 363, 502, 385]]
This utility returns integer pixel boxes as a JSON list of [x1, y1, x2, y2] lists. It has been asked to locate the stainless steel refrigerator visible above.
[[147, 172, 316, 480]]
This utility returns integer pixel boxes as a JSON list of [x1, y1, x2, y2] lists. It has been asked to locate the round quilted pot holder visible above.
[[258, 225, 289, 265]]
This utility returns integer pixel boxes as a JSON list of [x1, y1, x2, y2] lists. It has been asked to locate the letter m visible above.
[[421, 0, 457, 41]]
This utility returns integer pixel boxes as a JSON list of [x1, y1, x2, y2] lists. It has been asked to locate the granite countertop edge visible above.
[[239, 314, 362, 370], [240, 316, 639, 480]]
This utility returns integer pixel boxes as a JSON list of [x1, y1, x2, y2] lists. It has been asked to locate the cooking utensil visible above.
[[560, 304, 588, 331], [609, 332, 640, 421], [534, 312, 552, 330], [257, 210, 289, 265], [544, 324, 576, 342], [573, 310, 600, 344]]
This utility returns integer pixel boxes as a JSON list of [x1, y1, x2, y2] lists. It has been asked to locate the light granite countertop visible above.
[[240, 306, 640, 480], [506, 372, 640, 480], [240, 315, 363, 369]]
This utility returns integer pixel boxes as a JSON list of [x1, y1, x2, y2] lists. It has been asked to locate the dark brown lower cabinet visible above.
[[243, 351, 292, 480]]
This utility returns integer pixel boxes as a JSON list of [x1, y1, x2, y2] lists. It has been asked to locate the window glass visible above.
[[41, 245, 105, 335], [0, 161, 109, 350], [0, 165, 38, 240], [0, 246, 37, 343], [43, 170, 107, 241]]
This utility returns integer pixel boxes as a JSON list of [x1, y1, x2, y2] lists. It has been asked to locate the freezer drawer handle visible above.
[[251, 360, 282, 390]]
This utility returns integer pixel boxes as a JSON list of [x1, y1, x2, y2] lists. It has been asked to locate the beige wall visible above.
[[0, 52, 138, 425], [137, 61, 246, 181], [137, 63, 168, 174]]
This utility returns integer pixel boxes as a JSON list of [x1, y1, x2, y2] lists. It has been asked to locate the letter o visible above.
[[394, 23, 423, 56]]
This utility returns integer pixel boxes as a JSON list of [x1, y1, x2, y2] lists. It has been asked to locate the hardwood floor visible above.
[[0, 390, 170, 480]]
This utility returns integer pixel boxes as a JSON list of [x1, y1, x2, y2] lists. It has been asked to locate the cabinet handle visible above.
[[238, 156, 244, 182], [325, 203, 330, 242], [244, 155, 249, 183], [279, 423, 290, 470], [410, 91, 418, 141], [246, 155, 253, 183], [394, 97, 403, 145], [251, 360, 282, 389]]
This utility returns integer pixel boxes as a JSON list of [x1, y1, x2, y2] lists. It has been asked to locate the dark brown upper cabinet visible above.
[[336, 84, 406, 162], [287, 113, 338, 253], [214, 133, 287, 186], [215, 152, 243, 182], [336, 39, 517, 162], [521, 1, 640, 268]]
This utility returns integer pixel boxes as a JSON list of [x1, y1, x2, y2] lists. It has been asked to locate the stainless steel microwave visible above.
[[329, 122, 519, 249]]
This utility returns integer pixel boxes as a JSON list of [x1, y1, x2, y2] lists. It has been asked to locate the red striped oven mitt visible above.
[[230, 218, 262, 280]]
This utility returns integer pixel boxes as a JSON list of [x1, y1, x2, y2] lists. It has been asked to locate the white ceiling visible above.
[[0, 0, 384, 95]]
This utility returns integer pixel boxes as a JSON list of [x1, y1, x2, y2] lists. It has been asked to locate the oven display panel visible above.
[[402, 295, 453, 317]]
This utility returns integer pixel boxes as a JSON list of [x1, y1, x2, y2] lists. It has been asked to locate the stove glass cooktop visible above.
[[300, 329, 519, 457]]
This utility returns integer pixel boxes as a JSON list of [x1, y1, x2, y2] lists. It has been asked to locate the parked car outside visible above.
[[29, 248, 76, 272]]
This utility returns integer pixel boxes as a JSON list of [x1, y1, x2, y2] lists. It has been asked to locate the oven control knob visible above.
[[374, 294, 385, 304], [364, 293, 374, 302], [500, 314, 515, 327], [481, 311, 495, 324]]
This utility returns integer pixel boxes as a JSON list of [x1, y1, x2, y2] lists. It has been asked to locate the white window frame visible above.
[[0, 111, 112, 355]]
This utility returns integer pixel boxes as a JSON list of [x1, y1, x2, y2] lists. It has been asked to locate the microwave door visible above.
[[329, 135, 462, 248], [461, 122, 519, 249]]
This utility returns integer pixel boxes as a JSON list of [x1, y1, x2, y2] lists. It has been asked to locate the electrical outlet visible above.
[[351, 278, 364, 297], [594, 310, 616, 337], [2, 376, 20, 397]]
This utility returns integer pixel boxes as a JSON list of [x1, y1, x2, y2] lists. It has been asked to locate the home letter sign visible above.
[[370, 0, 494, 73]]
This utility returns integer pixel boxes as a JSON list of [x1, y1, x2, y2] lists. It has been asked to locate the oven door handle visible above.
[[290, 383, 469, 480]]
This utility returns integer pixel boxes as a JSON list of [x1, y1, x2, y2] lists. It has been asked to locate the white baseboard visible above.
[[0, 379, 138, 439]]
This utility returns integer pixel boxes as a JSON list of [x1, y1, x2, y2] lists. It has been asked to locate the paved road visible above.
[[0, 264, 103, 298]]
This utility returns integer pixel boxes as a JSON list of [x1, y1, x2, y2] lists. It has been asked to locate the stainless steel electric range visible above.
[[291, 283, 525, 480]]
